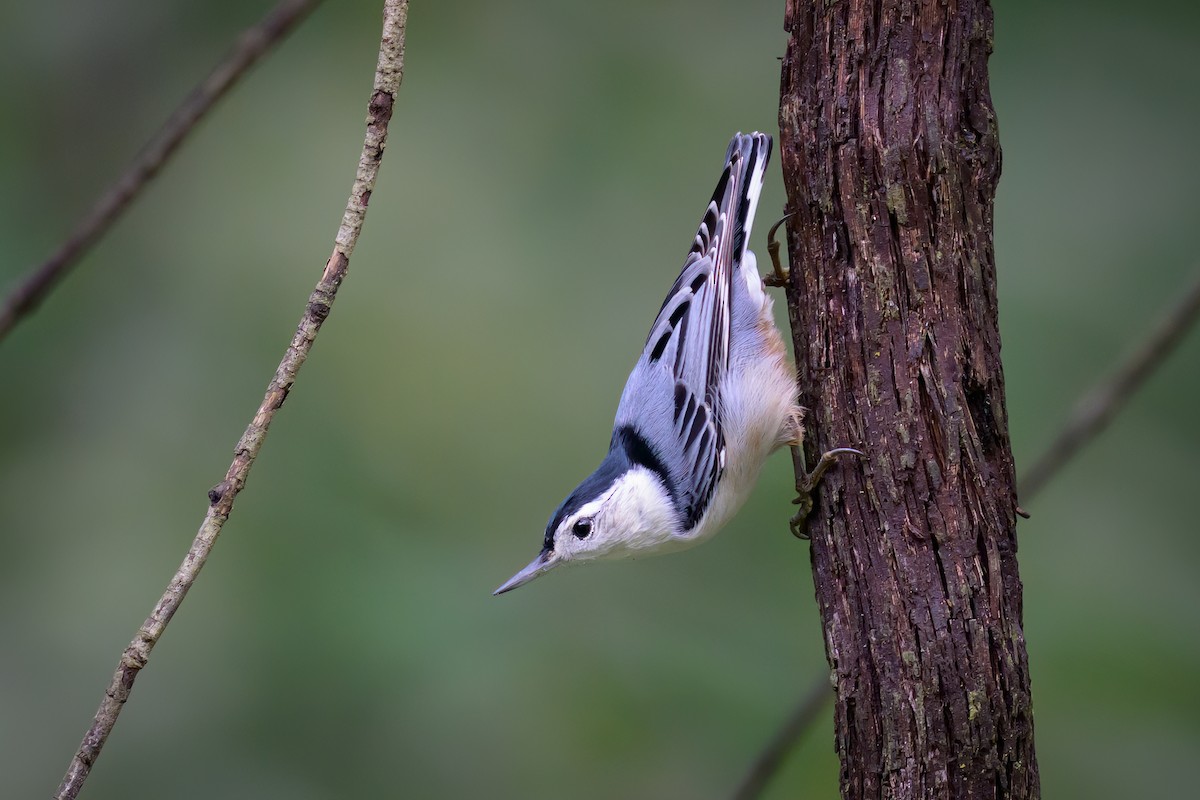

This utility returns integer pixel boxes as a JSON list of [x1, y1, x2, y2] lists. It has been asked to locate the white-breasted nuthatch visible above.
[[495, 133, 851, 596]]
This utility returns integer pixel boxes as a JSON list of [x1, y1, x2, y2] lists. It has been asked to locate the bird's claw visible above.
[[789, 501, 814, 539], [789, 447, 864, 538], [762, 213, 794, 287]]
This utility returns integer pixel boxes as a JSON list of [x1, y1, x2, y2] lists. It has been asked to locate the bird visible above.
[[494, 132, 853, 596]]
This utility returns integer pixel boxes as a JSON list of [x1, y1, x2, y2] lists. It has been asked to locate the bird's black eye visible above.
[[572, 518, 593, 539]]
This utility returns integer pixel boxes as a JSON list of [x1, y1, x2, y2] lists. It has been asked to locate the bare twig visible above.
[[733, 267, 1200, 799], [731, 676, 831, 800], [0, 0, 321, 345], [53, 2, 408, 797], [1019, 268, 1200, 498]]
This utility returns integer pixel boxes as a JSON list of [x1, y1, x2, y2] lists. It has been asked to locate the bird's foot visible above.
[[789, 447, 864, 539], [762, 213, 794, 288]]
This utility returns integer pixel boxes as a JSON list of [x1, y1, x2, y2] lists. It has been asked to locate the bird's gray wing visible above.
[[630, 133, 767, 528]]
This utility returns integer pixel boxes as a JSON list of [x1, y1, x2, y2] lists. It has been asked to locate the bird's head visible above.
[[493, 458, 678, 595]]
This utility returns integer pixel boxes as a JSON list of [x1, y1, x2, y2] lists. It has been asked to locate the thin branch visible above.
[[731, 676, 831, 800], [53, 2, 408, 798], [1018, 267, 1200, 498], [0, 0, 321, 345], [732, 265, 1200, 799]]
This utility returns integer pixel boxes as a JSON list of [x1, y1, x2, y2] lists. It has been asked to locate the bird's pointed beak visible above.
[[493, 548, 557, 596]]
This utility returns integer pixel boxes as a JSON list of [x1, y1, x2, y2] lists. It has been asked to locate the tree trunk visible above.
[[777, 1, 1039, 798]]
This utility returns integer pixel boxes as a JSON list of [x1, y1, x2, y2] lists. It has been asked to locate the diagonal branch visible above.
[[1019, 267, 1200, 498], [53, 2, 408, 798], [0, 0, 322, 345], [731, 265, 1200, 799], [731, 674, 831, 800]]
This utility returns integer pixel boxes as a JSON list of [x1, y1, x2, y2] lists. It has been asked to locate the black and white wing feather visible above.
[[614, 133, 770, 530]]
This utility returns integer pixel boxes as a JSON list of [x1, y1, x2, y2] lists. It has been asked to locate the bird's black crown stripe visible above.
[[542, 425, 676, 552]]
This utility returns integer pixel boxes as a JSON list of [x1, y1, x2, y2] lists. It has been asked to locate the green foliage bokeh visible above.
[[1, 1, 1197, 797]]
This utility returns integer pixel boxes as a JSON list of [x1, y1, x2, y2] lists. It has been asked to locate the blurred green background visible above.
[[2, 0, 1197, 797]]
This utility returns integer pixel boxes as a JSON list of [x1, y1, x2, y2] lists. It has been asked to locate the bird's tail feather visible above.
[[723, 132, 771, 268]]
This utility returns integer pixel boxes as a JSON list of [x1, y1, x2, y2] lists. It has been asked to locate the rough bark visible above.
[[777, 1, 1038, 798]]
